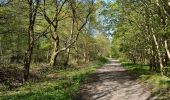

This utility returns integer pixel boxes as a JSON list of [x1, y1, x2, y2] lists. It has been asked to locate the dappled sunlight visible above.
[[105, 63, 121, 66], [74, 59, 156, 100], [1, 0, 170, 99]]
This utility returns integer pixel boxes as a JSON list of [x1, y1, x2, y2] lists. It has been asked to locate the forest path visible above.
[[74, 59, 156, 100]]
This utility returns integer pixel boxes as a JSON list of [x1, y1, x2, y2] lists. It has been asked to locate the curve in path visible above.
[[74, 59, 156, 100]]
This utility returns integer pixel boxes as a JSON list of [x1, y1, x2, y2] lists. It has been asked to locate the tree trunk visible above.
[[50, 52, 58, 67], [22, 0, 40, 82], [149, 49, 154, 71], [64, 48, 70, 69], [75, 43, 79, 65], [165, 40, 170, 60], [23, 62, 30, 82], [50, 50, 58, 67], [23, 45, 33, 82], [152, 34, 164, 75], [84, 52, 87, 63], [50, 40, 59, 67]]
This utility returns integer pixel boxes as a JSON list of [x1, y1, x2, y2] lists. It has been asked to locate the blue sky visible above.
[[104, 0, 116, 3], [0, 0, 8, 3]]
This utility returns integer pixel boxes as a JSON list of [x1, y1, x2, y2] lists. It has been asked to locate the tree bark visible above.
[[23, 44, 34, 82], [64, 14, 74, 68], [50, 52, 58, 67], [152, 34, 164, 75], [64, 48, 70, 69], [50, 39, 59, 67], [164, 39, 170, 60]]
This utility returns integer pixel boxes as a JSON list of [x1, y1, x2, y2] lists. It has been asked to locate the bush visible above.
[[97, 56, 108, 63]]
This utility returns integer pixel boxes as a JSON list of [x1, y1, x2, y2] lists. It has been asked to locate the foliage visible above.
[[0, 0, 110, 81], [106, 0, 170, 75]]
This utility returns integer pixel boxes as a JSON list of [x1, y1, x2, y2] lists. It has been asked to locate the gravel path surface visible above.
[[74, 59, 157, 100]]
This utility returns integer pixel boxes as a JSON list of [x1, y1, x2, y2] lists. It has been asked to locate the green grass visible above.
[[121, 62, 150, 75], [0, 59, 107, 100], [121, 62, 170, 99]]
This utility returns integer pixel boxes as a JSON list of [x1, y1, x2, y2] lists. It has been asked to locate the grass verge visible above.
[[0, 59, 107, 100], [121, 62, 170, 99]]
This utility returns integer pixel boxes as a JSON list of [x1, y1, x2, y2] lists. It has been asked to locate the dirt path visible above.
[[74, 59, 156, 100]]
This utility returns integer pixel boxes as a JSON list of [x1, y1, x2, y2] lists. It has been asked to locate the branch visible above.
[[34, 24, 51, 42], [57, 0, 68, 15], [57, 0, 94, 53]]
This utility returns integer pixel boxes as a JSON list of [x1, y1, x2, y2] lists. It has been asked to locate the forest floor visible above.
[[0, 59, 107, 100], [74, 59, 160, 100]]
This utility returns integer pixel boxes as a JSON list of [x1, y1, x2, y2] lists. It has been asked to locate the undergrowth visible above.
[[0, 58, 107, 100]]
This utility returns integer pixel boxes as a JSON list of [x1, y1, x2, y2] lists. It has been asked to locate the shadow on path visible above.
[[73, 60, 156, 100]]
